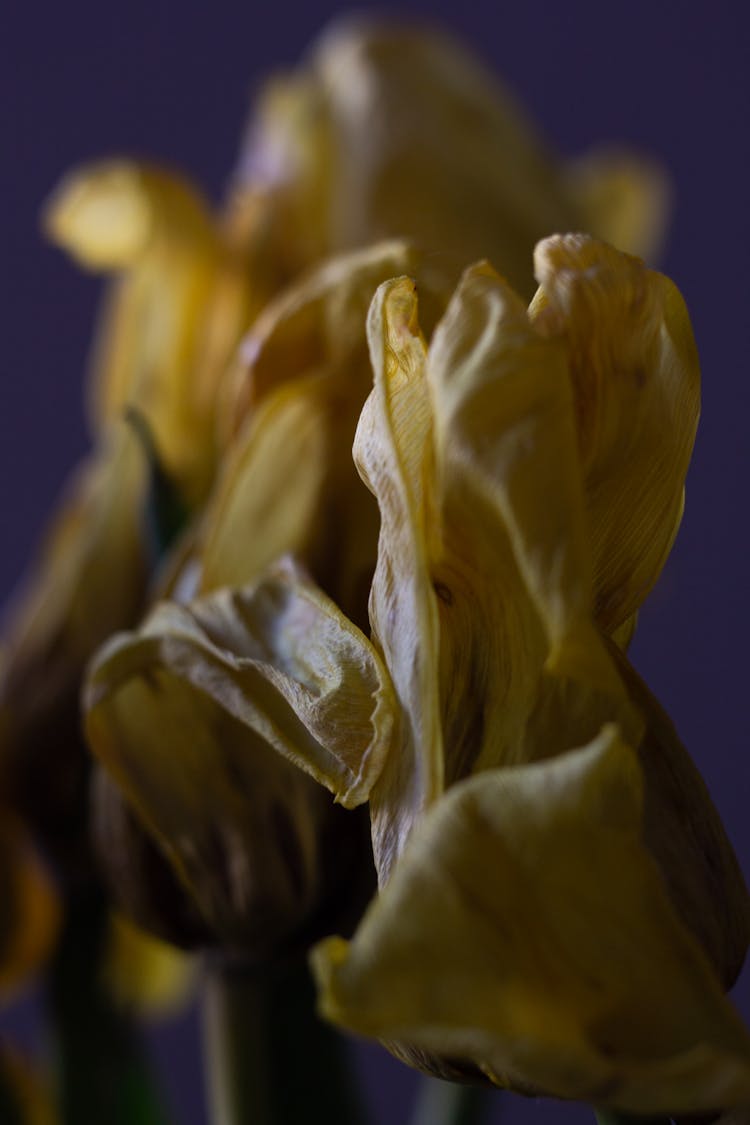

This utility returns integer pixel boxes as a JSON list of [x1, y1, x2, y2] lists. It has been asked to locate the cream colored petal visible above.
[[313, 730, 750, 1114], [425, 263, 639, 772], [355, 278, 443, 880], [87, 559, 394, 813], [85, 563, 392, 947], [530, 234, 700, 633], [358, 271, 639, 883]]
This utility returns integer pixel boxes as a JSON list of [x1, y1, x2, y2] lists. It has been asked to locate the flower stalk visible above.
[[203, 955, 368, 1125]]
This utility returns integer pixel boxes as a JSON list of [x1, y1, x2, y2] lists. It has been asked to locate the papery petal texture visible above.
[[313, 731, 750, 1113], [85, 561, 393, 948], [530, 234, 700, 634], [356, 264, 640, 882]]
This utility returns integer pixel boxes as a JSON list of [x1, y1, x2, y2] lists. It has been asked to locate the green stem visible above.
[[46, 889, 169, 1125], [203, 955, 368, 1125], [410, 1077, 494, 1125]]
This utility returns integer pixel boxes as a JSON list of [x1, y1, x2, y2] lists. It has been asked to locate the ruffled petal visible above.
[[313, 730, 750, 1114], [85, 562, 393, 933], [530, 234, 700, 633], [355, 278, 443, 880]]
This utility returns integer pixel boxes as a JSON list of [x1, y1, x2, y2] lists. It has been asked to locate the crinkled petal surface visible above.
[[530, 234, 700, 634], [85, 561, 393, 946], [313, 731, 750, 1114], [357, 268, 638, 882]]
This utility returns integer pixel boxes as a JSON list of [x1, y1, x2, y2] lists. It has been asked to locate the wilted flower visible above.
[[300, 237, 750, 1112], [236, 18, 668, 294], [0, 17, 663, 880], [81, 241, 456, 950]]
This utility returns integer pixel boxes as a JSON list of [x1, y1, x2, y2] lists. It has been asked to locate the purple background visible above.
[[2, 1, 749, 1123]]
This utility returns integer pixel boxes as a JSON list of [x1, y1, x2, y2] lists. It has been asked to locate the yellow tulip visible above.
[[303, 242, 750, 1110], [139, 232, 744, 1111], [43, 159, 272, 505], [233, 18, 668, 296]]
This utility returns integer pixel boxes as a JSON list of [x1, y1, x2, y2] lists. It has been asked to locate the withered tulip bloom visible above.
[[138, 232, 747, 1110], [303, 239, 750, 1111], [233, 18, 668, 295], [43, 159, 273, 505], [0, 158, 276, 870], [85, 559, 383, 955]]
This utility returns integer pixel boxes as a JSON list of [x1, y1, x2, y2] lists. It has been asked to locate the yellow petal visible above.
[[85, 562, 392, 945], [218, 238, 457, 440], [530, 234, 700, 633], [313, 729, 750, 1114], [44, 160, 243, 502], [357, 268, 638, 882], [564, 148, 672, 262], [355, 277, 443, 879], [209, 241, 456, 625], [235, 20, 663, 299]]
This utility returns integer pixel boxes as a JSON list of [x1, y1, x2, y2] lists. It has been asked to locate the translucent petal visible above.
[[530, 234, 700, 633], [313, 731, 750, 1114]]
